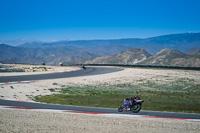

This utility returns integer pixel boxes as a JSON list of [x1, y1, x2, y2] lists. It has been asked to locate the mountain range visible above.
[[18, 33, 200, 55], [85, 49, 151, 64], [0, 33, 200, 66], [85, 48, 200, 67], [140, 49, 200, 67]]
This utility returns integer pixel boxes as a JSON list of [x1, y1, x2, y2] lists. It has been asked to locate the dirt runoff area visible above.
[[0, 64, 200, 132], [0, 109, 199, 133]]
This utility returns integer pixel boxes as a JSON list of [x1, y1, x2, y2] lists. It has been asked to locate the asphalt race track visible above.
[[0, 99, 200, 119], [0, 67, 123, 83], [0, 67, 200, 120]]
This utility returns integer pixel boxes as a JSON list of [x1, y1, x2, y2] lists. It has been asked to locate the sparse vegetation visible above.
[[53, 83, 58, 86], [26, 94, 33, 99], [34, 79, 200, 113], [48, 88, 56, 92], [0, 64, 24, 72], [32, 67, 48, 71], [61, 85, 66, 87], [13, 95, 17, 98], [3, 64, 54, 72]]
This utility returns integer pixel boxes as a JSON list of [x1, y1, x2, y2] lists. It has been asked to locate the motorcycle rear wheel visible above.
[[132, 104, 141, 113], [118, 106, 123, 112]]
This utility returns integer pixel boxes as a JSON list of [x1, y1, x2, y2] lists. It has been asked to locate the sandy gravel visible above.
[[0, 64, 80, 101], [0, 109, 199, 133], [0, 64, 78, 76]]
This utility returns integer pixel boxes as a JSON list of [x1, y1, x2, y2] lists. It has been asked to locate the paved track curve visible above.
[[0, 67, 123, 83], [0, 99, 200, 120], [0, 67, 200, 120]]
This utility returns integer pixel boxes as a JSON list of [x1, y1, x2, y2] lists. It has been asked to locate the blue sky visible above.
[[0, 0, 200, 43]]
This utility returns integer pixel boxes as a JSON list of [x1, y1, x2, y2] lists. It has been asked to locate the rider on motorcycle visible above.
[[123, 98, 132, 111], [119, 95, 144, 113], [124, 95, 140, 111]]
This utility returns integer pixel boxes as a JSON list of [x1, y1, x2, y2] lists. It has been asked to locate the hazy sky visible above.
[[0, 0, 200, 42]]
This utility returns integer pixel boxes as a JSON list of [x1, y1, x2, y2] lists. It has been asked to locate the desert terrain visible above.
[[0, 108, 199, 133], [0, 64, 199, 132]]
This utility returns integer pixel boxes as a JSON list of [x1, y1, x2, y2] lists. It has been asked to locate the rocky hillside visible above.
[[85, 48, 200, 67], [186, 47, 200, 54], [141, 49, 187, 65], [85, 49, 151, 64], [140, 49, 200, 67]]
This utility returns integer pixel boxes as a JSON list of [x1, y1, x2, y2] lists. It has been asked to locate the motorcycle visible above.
[[81, 65, 86, 69], [118, 96, 144, 113]]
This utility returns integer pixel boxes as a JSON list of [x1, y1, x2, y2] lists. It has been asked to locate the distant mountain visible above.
[[0, 39, 35, 46], [20, 41, 47, 48], [84, 48, 200, 67], [1, 51, 97, 65], [1, 33, 200, 66], [0, 44, 37, 60], [140, 49, 200, 67], [0, 57, 44, 65], [140, 49, 186, 65], [186, 47, 200, 54], [43, 52, 98, 65], [85, 49, 151, 64], [193, 51, 200, 55], [0, 44, 97, 65], [0, 44, 67, 60], [19, 33, 200, 55]]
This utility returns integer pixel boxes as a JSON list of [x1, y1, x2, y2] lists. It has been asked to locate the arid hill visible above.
[[85, 48, 200, 67], [140, 49, 200, 67], [85, 49, 151, 64]]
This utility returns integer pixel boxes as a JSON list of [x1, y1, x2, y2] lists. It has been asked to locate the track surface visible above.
[[0, 67, 200, 119], [0, 67, 123, 83], [0, 99, 200, 119]]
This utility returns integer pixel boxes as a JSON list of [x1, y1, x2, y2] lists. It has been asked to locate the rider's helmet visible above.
[[133, 95, 138, 99]]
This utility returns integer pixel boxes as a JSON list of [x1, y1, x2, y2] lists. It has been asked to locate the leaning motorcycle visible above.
[[81, 65, 86, 69], [118, 96, 144, 113]]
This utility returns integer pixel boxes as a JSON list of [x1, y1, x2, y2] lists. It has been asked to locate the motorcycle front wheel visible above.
[[132, 104, 141, 113], [118, 106, 123, 112]]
